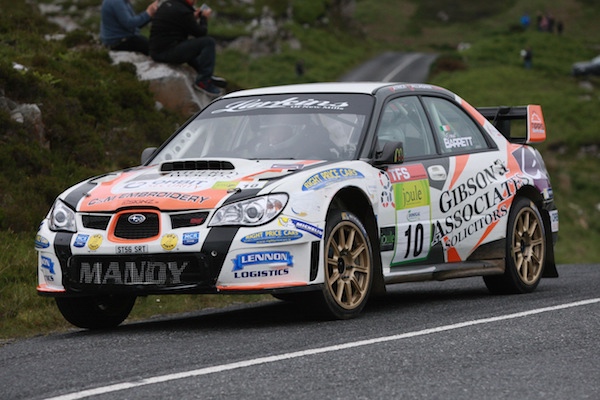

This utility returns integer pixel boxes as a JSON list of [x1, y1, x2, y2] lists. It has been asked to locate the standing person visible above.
[[100, 0, 159, 55], [149, 0, 225, 97], [521, 46, 533, 69]]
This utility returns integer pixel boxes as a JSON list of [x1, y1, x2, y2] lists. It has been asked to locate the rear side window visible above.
[[422, 97, 490, 154]]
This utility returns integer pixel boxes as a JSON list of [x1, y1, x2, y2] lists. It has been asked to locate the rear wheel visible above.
[[55, 295, 136, 330], [484, 197, 546, 294], [317, 211, 373, 319]]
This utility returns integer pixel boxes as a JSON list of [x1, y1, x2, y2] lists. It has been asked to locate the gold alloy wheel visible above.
[[511, 206, 545, 285], [325, 220, 371, 310]]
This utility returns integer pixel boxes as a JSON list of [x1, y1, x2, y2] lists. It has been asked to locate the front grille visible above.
[[171, 211, 209, 229], [113, 212, 160, 239], [82, 215, 111, 230]]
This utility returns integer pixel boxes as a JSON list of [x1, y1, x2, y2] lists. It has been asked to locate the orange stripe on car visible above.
[[217, 282, 307, 291]]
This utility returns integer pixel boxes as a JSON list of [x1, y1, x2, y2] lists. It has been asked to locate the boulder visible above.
[[108, 51, 218, 116]]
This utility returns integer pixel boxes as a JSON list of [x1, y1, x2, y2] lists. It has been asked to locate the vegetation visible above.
[[1, 0, 599, 340]]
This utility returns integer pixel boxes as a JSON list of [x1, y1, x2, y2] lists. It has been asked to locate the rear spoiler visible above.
[[476, 105, 546, 144]]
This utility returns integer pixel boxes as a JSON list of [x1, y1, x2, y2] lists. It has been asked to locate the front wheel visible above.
[[484, 197, 546, 294], [55, 295, 136, 330], [316, 211, 373, 319]]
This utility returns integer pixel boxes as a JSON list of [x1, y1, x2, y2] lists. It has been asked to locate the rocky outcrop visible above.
[[0, 88, 48, 148], [108, 51, 216, 115]]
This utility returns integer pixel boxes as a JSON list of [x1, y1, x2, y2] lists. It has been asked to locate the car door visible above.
[[375, 96, 438, 268], [420, 96, 506, 263]]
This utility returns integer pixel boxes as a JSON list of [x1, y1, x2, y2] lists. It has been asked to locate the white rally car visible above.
[[35, 82, 559, 329]]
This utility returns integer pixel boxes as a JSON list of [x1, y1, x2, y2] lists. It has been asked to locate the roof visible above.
[[221, 82, 398, 98]]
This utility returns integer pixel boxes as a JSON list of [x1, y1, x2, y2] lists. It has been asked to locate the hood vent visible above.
[[160, 160, 235, 172]]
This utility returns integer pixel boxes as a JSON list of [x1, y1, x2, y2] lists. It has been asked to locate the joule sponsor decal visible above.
[[387, 164, 432, 265], [232, 251, 293, 279], [241, 230, 303, 244], [302, 168, 364, 191]]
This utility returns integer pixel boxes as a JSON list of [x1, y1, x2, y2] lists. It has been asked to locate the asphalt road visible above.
[[1, 264, 599, 400], [339, 51, 438, 83]]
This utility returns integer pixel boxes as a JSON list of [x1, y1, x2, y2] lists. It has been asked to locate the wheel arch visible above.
[[513, 185, 558, 278], [328, 186, 386, 296]]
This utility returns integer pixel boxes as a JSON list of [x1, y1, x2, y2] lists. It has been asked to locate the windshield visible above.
[[150, 94, 373, 163]]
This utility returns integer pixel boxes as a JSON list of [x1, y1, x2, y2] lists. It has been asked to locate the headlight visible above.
[[209, 194, 288, 227], [48, 199, 77, 232]]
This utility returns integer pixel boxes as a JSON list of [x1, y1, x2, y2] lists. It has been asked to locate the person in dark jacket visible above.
[[149, 0, 225, 97], [100, 0, 158, 55]]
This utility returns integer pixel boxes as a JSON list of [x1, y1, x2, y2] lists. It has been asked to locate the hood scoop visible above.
[[160, 160, 235, 172]]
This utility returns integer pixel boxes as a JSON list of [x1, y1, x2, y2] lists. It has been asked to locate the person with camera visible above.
[[149, 0, 226, 97], [100, 0, 159, 55]]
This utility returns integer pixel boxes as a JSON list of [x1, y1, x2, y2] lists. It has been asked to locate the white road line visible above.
[[382, 53, 423, 82], [45, 298, 600, 400]]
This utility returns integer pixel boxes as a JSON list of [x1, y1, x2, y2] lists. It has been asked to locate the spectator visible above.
[[521, 46, 533, 69], [520, 13, 530, 30], [149, 0, 225, 97], [100, 0, 158, 55]]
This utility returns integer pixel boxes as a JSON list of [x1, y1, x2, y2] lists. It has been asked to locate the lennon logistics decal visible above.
[[232, 251, 293, 279], [386, 164, 432, 265], [302, 168, 364, 191]]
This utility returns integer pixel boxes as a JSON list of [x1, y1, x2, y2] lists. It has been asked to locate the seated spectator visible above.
[[100, 0, 159, 55], [149, 0, 226, 97]]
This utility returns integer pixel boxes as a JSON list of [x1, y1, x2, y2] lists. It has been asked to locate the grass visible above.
[[1, 0, 599, 340]]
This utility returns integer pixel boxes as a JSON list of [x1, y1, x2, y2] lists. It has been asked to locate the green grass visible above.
[[1, 0, 600, 341]]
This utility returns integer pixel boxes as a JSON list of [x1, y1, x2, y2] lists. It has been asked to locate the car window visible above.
[[422, 97, 490, 154], [376, 96, 436, 158], [150, 94, 373, 162]]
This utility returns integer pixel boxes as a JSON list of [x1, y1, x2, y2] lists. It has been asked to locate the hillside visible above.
[[1, 0, 599, 339]]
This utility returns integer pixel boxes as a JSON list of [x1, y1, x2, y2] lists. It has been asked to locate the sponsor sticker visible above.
[[549, 210, 559, 233], [161, 234, 178, 251], [41, 256, 55, 274], [232, 251, 293, 271], [278, 217, 323, 238], [241, 230, 303, 244], [211, 97, 350, 114], [302, 168, 364, 191], [88, 234, 103, 251], [380, 227, 395, 252], [35, 235, 50, 249], [182, 232, 200, 246], [74, 234, 89, 248]]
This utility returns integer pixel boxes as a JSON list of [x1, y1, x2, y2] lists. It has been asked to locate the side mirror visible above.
[[373, 140, 404, 165], [141, 147, 157, 165]]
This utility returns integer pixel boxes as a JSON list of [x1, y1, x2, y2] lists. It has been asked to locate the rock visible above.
[[109, 51, 219, 116]]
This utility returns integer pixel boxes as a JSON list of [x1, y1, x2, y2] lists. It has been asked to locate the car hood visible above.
[[71, 159, 323, 213]]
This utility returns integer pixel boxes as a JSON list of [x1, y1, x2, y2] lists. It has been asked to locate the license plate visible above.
[[116, 245, 148, 254]]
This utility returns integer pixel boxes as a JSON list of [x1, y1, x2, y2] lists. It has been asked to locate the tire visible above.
[[55, 295, 136, 330], [484, 197, 546, 294], [316, 211, 373, 319]]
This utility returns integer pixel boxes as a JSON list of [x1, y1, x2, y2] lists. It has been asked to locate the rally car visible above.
[[35, 82, 559, 329]]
